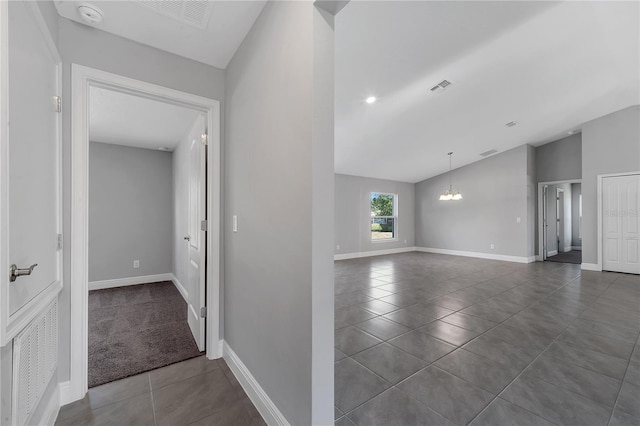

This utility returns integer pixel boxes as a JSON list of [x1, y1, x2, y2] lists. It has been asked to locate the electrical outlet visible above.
[[404, 239, 407, 244], [336, 245, 340, 250], [133, 260, 140, 268], [490, 244, 495, 250], [516, 217, 521, 223], [233, 215, 238, 232]]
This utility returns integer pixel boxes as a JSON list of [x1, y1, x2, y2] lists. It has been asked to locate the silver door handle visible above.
[[10, 263, 38, 282], [184, 236, 190, 241]]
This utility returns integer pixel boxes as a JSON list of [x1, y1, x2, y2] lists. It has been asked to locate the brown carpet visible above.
[[88, 281, 202, 388], [546, 250, 582, 264]]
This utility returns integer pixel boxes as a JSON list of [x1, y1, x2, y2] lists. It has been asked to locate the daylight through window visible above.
[[370, 192, 397, 241]]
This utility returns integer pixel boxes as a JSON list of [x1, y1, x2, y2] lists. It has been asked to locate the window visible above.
[[370, 192, 397, 241]]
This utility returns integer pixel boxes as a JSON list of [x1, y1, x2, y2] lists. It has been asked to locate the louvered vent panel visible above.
[[12, 300, 58, 426], [137, 0, 215, 29]]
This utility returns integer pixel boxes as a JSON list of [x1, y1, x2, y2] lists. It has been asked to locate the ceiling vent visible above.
[[136, 1, 215, 30], [505, 121, 518, 127], [479, 149, 498, 157], [430, 80, 452, 92]]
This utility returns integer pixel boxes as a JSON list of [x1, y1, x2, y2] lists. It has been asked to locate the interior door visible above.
[[542, 185, 547, 260], [1, 1, 61, 342], [603, 175, 640, 274], [557, 188, 565, 253], [187, 115, 206, 351]]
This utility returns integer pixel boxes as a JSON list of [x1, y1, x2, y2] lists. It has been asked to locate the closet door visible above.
[[603, 174, 640, 274]]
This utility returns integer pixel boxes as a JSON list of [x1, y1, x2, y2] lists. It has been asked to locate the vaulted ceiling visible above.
[[335, 1, 639, 183]]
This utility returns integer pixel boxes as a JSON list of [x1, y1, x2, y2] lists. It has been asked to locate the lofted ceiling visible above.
[[90, 86, 201, 151], [54, 0, 267, 68], [335, 1, 640, 183]]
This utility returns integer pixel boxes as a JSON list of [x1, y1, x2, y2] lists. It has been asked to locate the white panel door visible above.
[[603, 175, 640, 274], [187, 115, 206, 350], [1, 1, 61, 343]]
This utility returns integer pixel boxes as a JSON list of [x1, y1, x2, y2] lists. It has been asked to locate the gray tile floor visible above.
[[56, 356, 266, 426], [335, 252, 640, 426]]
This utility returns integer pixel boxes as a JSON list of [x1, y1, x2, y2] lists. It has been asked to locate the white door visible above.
[[1, 1, 61, 343], [557, 188, 565, 253], [603, 174, 640, 274], [187, 115, 206, 350]]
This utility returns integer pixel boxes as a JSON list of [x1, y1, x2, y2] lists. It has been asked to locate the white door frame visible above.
[[537, 179, 581, 262], [594, 171, 640, 272], [68, 64, 221, 404]]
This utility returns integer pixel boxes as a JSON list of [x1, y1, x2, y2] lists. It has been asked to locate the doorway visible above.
[[67, 65, 221, 404], [538, 179, 582, 264]]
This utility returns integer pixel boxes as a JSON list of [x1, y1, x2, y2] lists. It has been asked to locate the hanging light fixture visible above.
[[439, 152, 463, 201]]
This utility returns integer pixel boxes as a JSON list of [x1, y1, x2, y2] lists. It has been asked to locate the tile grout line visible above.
[[149, 374, 157, 426], [466, 273, 622, 426]]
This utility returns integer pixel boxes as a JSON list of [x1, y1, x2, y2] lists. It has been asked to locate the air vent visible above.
[[430, 80, 453, 92], [480, 149, 498, 157], [136, 1, 214, 30], [505, 121, 518, 127]]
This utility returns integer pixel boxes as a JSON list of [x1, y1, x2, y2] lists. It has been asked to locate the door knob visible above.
[[10, 263, 38, 282], [184, 236, 191, 241]]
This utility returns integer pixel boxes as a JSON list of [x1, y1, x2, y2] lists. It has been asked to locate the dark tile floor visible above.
[[56, 356, 266, 426], [334, 252, 640, 426]]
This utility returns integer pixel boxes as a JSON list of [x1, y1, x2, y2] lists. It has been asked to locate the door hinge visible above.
[[200, 307, 207, 318], [54, 96, 61, 113], [200, 132, 208, 146], [201, 219, 208, 231], [57, 234, 63, 250]]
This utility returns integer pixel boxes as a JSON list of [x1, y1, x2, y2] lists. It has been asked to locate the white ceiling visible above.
[[90, 86, 201, 151], [54, 0, 267, 68], [335, 1, 640, 183]]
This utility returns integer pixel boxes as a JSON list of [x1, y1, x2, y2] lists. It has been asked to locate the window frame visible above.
[[370, 192, 398, 243]]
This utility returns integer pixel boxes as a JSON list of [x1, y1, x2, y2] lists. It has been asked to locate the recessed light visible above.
[[77, 3, 104, 25], [366, 96, 376, 104], [505, 121, 517, 127]]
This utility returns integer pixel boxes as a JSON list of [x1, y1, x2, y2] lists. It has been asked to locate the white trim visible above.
[[223, 342, 289, 426], [38, 384, 60, 426], [70, 64, 222, 405], [88, 273, 174, 291], [562, 246, 572, 253], [334, 246, 416, 260], [58, 381, 73, 406], [597, 172, 640, 273], [571, 246, 582, 251], [547, 250, 559, 257], [169, 274, 188, 302], [581, 263, 601, 271], [215, 339, 224, 359], [537, 179, 581, 265], [0, 1, 63, 346], [416, 247, 535, 264]]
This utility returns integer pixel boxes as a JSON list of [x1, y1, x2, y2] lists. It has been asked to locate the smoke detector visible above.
[[77, 3, 104, 25], [430, 80, 453, 92]]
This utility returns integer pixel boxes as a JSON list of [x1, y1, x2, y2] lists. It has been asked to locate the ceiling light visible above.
[[505, 121, 517, 127], [77, 3, 104, 25], [366, 96, 376, 104], [439, 152, 463, 201]]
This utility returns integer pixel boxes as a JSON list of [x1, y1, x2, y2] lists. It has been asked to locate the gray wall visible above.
[[536, 133, 582, 183], [582, 105, 640, 264], [335, 174, 415, 255], [58, 16, 225, 384], [416, 145, 530, 258], [224, 2, 334, 424], [571, 183, 582, 247], [89, 142, 173, 281]]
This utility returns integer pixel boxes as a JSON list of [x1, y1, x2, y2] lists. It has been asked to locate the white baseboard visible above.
[[169, 274, 189, 302], [334, 246, 416, 261], [416, 247, 535, 264], [223, 342, 289, 426], [547, 250, 558, 257], [571, 246, 582, 251], [38, 383, 60, 426], [562, 246, 572, 253], [581, 263, 601, 271], [58, 381, 76, 406], [88, 273, 174, 291]]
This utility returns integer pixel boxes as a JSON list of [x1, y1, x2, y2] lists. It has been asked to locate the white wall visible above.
[[335, 174, 415, 256], [57, 15, 225, 386], [89, 142, 173, 282], [224, 2, 334, 424], [582, 105, 640, 265], [415, 145, 531, 260]]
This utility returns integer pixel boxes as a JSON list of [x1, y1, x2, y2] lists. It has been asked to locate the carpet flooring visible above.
[[88, 281, 202, 388], [546, 250, 582, 264]]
